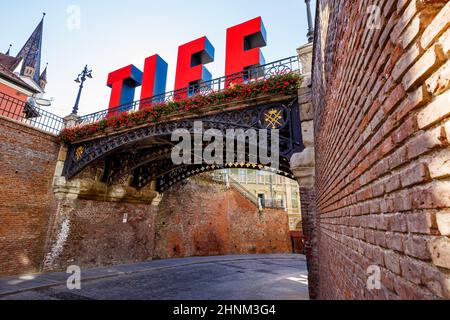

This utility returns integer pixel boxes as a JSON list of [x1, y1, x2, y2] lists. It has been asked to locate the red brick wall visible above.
[[312, 0, 450, 299], [154, 177, 292, 259], [44, 200, 156, 271], [0, 115, 59, 276]]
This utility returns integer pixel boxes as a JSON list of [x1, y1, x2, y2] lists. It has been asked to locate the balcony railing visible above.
[[0, 92, 64, 135], [78, 56, 300, 125], [0, 56, 299, 135], [262, 199, 285, 209]]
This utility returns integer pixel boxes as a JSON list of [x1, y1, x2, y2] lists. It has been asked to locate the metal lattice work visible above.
[[78, 56, 299, 125], [63, 97, 303, 191]]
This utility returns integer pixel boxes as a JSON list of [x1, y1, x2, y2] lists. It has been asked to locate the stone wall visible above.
[[0, 112, 293, 275], [0, 116, 59, 276], [312, 0, 450, 299], [43, 200, 156, 271], [154, 176, 292, 259], [0, 117, 179, 274], [43, 154, 159, 272], [43, 174, 292, 272]]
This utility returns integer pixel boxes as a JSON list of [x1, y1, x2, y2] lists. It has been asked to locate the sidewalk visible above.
[[0, 254, 305, 297]]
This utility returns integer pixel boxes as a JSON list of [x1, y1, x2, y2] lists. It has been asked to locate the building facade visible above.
[[0, 14, 49, 119], [215, 169, 302, 232]]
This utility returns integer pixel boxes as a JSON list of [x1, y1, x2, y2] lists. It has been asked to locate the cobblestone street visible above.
[[0, 255, 309, 300]]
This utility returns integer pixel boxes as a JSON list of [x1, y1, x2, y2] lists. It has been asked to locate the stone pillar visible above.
[[297, 42, 313, 87], [299, 186, 319, 300], [285, 178, 293, 213], [295, 42, 315, 187], [150, 193, 164, 211], [146, 193, 164, 259], [43, 114, 81, 271], [44, 114, 159, 272], [290, 41, 319, 299], [53, 114, 80, 183]]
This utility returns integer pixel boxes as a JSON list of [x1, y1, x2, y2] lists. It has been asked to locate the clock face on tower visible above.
[[261, 106, 287, 130]]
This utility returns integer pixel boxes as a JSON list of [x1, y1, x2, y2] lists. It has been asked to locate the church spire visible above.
[[5, 44, 12, 56], [40, 63, 48, 82], [16, 13, 45, 83], [39, 63, 48, 90]]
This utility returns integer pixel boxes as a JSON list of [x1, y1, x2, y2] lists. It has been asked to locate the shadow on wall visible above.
[[39, 175, 293, 273], [0, 116, 60, 277], [311, 0, 450, 300]]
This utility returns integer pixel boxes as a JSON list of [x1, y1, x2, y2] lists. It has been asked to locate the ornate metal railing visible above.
[[212, 172, 259, 205], [0, 56, 299, 135], [78, 56, 299, 125], [0, 92, 64, 135], [263, 199, 285, 209]]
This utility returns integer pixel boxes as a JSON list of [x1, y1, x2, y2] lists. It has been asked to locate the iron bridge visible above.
[[62, 57, 304, 192]]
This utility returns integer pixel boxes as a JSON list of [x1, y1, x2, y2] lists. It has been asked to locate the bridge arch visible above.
[[62, 97, 304, 191], [49, 55, 317, 298]]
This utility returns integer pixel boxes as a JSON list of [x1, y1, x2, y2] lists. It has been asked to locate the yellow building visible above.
[[214, 169, 302, 231]]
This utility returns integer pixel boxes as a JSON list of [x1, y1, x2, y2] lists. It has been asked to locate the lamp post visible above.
[[72, 65, 93, 115], [305, 0, 314, 43]]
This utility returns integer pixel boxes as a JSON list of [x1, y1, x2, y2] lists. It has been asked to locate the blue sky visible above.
[[0, 0, 315, 116]]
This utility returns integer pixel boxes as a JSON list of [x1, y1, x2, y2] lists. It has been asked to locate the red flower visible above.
[[59, 73, 301, 144]]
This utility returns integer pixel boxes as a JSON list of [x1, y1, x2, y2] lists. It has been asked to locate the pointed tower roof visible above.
[[0, 53, 21, 71], [16, 13, 45, 83], [39, 63, 48, 82], [5, 44, 12, 56]]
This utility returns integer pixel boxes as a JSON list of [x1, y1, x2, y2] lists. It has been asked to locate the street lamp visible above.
[[72, 65, 93, 115], [305, 0, 314, 43]]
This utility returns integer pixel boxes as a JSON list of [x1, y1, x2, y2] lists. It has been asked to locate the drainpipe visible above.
[[305, 0, 314, 43]]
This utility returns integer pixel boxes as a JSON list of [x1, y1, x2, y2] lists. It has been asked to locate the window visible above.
[[257, 171, 265, 184], [277, 194, 285, 208], [277, 175, 284, 185], [291, 189, 299, 209]]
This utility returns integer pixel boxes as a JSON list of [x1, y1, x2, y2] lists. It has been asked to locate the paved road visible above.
[[0, 254, 308, 300]]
